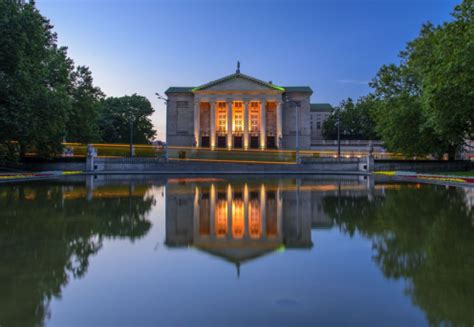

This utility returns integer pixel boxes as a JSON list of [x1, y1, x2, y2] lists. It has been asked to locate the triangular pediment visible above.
[[193, 73, 285, 92]]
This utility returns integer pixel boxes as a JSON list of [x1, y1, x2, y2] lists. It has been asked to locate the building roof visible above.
[[165, 73, 313, 94], [165, 87, 194, 94], [310, 103, 333, 112], [193, 72, 285, 92], [283, 86, 313, 93]]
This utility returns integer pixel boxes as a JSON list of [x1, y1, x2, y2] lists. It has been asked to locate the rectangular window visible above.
[[317, 122, 321, 130]]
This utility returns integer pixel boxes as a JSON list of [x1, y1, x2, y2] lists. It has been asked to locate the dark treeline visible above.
[[0, 1, 156, 162], [322, 0, 473, 159]]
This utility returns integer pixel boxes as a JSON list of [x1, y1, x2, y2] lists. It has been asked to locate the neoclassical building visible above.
[[166, 66, 333, 150]]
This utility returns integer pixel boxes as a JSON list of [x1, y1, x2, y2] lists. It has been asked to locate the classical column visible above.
[[260, 98, 266, 149], [243, 101, 249, 149], [276, 101, 282, 149], [210, 101, 216, 149], [227, 100, 233, 149], [194, 101, 200, 147]]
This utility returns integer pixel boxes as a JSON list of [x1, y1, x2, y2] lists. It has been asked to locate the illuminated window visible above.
[[217, 104, 227, 133], [249, 102, 260, 133]]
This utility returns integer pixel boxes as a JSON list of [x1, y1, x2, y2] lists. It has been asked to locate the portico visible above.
[[194, 98, 283, 150]]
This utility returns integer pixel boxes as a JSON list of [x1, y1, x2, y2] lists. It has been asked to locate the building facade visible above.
[[166, 68, 333, 150], [310, 104, 333, 141]]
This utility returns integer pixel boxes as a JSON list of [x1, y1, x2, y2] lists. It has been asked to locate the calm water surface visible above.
[[1, 175, 473, 327]]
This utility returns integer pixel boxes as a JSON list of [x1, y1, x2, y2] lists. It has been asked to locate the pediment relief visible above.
[[193, 73, 284, 93]]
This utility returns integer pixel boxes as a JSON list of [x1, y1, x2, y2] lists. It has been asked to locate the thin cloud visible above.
[[337, 79, 370, 85]]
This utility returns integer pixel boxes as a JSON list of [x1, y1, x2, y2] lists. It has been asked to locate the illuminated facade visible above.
[[166, 67, 332, 149]]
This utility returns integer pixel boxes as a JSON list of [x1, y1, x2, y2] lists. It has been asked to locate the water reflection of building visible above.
[[166, 178, 376, 272]]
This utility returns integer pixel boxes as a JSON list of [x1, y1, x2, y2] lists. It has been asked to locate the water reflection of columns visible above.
[[193, 186, 200, 236], [244, 183, 249, 240], [210, 183, 216, 238], [276, 183, 282, 237], [227, 184, 232, 240], [260, 184, 266, 240]]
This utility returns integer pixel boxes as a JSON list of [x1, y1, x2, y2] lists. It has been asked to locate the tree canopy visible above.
[[0, 1, 157, 162], [98, 94, 157, 144], [370, 0, 473, 158], [322, 96, 378, 140]]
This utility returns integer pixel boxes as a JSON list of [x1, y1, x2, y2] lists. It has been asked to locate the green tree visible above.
[[66, 66, 104, 143], [370, 0, 474, 158], [322, 96, 378, 140], [0, 1, 74, 159], [98, 94, 156, 144]]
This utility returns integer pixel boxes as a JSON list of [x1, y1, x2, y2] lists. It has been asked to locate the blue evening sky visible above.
[[37, 0, 459, 141]]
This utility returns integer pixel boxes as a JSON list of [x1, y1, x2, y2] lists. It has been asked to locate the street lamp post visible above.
[[296, 101, 300, 164], [155, 92, 169, 161]]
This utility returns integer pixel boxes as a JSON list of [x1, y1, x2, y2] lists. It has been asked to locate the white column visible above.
[[276, 101, 282, 149], [194, 101, 200, 147], [227, 100, 233, 149], [243, 101, 249, 149], [260, 98, 266, 149], [210, 101, 216, 149]]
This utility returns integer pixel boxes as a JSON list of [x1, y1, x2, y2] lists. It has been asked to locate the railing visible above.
[[55, 143, 409, 163], [62, 143, 164, 158], [311, 140, 384, 146]]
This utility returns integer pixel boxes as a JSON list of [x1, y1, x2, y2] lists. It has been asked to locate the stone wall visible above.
[[166, 93, 195, 146], [85, 157, 362, 173], [374, 160, 472, 172], [282, 92, 311, 150]]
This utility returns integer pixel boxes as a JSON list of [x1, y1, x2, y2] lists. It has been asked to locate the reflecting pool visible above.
[[0, 175, 473, 326]]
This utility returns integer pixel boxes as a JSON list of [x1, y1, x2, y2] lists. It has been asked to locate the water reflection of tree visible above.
[[323, 186, 474, 326], [0, 183, 154, 327]]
